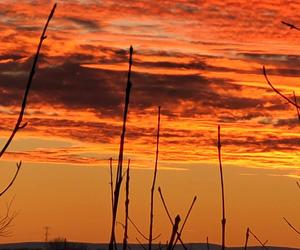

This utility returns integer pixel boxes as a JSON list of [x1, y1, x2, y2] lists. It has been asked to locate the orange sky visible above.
[[0, 0, 299, 248]]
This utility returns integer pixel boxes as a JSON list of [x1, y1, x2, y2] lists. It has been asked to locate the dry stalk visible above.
[[109, 158, 114, 211], [172, 196, 197, 249], [123, 160, 131, 250], [149, 106, 161, 250], [109, 46, 133, 250], [244, 227, 249, 250], [157, 187, 187, 250], [167, 215, 180, 250], [217, 125, 226, 250]]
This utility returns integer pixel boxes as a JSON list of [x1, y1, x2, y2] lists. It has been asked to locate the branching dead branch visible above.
[[0, 3, 57, 237], [0, 3, 57, 158]]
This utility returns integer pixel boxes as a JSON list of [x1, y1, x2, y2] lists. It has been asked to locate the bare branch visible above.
[[263, 66, 300, 109], [149, 106, 161, 250], [281, 21, 300, 31], [217, 125, 226, 250], [283, 217, 300, 236], [0, 3, 57, 158], [297, 181, 300, 191], [0, 162, 22, 198]]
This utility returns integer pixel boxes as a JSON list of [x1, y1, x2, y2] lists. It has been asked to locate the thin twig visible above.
[[293, 91, 300, 121], [128, 217, 161, 241], [281, 21, 300, 31], [167, 215, 180, 250], [283, 217, 300, 235], [0, 3, 57, 158], [123, 160, 131, 250], [249, 229, 269, 250], [149, 106, 161, 250], [297, 181, 300, 191], [157, 187, 187, 250], [128, 217, 149, 241], [109, 46, 133, 250], [244, 227, 249, 250], [0, 198, 17, 237], [0, 161, 22, 198], [217, 125, 226, 250], [263, 66, 300, 109], [172, 196, 197, 249]]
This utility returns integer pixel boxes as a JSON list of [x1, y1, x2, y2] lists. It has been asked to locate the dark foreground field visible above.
[[0, 242, 298, 250]]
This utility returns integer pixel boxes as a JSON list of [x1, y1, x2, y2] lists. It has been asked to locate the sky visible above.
[[0, 0, 299, 248]]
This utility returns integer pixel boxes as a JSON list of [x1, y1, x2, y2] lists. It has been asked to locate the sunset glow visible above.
[[0, 0, 299, 248]]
